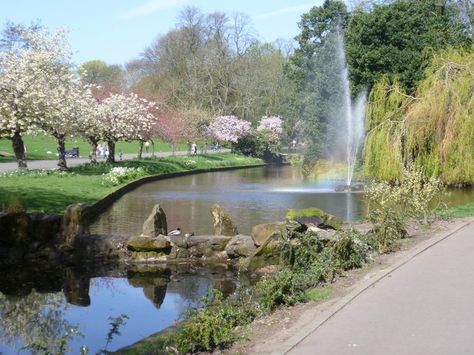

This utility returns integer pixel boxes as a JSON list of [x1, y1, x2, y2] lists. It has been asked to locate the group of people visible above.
[[96, 143, 109, 158]]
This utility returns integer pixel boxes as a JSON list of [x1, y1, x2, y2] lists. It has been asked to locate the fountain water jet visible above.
[[335, 32, 366, 188]]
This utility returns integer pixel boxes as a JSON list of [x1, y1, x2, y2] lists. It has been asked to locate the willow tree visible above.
[[364, 48, 474, 185], [363, 76, 410, 181], [404, 48, 474, 185]]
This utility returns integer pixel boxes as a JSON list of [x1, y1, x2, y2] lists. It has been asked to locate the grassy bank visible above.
[[0, 135, 187, 161], [0, 153, 262, 214], [435, 201, 474, 218]]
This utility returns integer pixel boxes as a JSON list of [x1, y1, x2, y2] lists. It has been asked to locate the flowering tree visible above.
[[75, 88, 103, 163], [208, 115, 252, 144], [257, 116, 283, 139], [0, 27, 71, 168], [35, 78, 84, 170], [155, 110, 190, 154], [98, 93, 154, 163]]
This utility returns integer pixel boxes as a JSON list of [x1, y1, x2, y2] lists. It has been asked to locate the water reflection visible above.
[[91, 165, 365, 237], [0, 263, 240, 354]]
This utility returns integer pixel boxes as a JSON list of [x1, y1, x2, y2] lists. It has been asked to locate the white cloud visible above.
[[255, 3, 315, 20], [120, 0, 186, 20]]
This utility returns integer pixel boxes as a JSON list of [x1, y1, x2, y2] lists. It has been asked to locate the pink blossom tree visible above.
[[208, 115, 252, 145], [257, 116, 283, 139]]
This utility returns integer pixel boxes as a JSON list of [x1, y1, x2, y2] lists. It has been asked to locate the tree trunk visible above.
[[56, 134, 68, 170], [138, 141, 143, 160], [88, 137, 98, 164], [151, 139, 155, 157], [106, 141, 115, 164], [11, 131, 27, 169], [204, 141, 208, 154]]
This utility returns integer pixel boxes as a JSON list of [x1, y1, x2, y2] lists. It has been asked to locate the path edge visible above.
[[274, 217, 474, 355]]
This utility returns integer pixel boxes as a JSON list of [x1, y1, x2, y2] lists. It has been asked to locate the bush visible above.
[[235, 130, 281, 162], [365, 168, 444, 253], [330, 229, 367, 270]]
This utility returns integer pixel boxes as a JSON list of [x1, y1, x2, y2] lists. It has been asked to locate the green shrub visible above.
[[330, 229, 367, 270]]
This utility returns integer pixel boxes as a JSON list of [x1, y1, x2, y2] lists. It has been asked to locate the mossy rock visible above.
[[127, 235, 171, 253], [286, 208, 342, 230]]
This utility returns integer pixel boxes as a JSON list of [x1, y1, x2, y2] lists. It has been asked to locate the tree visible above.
[[286, 0, 350, 161], [98, 93, 154, 163], [80, 59, 124, 89], [34, 76, 84, 170], [345, 0, 472, 93], [208, 115, 251, 144], [0, 26, 72, 169]]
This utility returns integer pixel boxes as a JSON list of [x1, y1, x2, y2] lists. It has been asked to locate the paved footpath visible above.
[[281, 219, 474, 355], [0, 149, 229, 173]]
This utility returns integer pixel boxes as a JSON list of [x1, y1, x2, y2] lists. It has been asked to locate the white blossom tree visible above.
[[0, 27, 72, 168], [98, 93, 154, 163]]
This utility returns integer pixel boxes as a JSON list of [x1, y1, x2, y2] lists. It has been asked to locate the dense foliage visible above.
[[345, 0, 472, 93], [363, 48, 474, 185]]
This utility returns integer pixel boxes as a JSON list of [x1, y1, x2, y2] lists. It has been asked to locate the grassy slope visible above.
[[0, 135, 187, 161], [0, 153, 262, 214]]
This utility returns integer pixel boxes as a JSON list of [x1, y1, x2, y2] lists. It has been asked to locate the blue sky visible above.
[[1, 0, 324, 66]]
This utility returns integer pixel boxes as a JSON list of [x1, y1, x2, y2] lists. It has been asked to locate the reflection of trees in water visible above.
[[0, 290, 80, 354]]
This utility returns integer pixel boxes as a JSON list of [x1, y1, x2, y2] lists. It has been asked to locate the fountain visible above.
[[335, 31, 366, 191]]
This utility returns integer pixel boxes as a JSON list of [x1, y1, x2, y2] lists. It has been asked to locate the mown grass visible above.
[[0, 153, 262, 214], [0, 135, 187, 161], [435, 201, 474, 218]]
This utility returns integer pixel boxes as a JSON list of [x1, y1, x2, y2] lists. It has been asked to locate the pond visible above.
[[0, 263, 240, 354], [91, 165, 366, 237]]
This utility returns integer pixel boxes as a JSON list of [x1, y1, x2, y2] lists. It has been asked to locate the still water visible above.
[[0, 264, 239, 354], [91, 165, 365, 237]]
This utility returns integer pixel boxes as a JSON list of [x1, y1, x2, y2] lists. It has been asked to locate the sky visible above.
[[1, 0, 324, 66]]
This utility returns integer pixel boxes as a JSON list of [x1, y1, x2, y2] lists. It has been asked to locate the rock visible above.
[[286, 208, 343, 230], [130, 251, 168, 262], [251, 222, 286, 247], [210, 204, 238, 236], [0, 212, 31, 247], [127, 235, 171, 253], [246, 230, 285, 271], [142, 204, 167, 237], [225, 234, 256, 258], [61, 203, 92, 248], [307, 225, 337, 243], [186, 235, 232, 258]]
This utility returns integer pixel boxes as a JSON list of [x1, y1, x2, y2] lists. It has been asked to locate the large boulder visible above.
[[210, 204, 238, 236], [286, 208, 342, 230], [251, 222, 286, 247], [127, 235, 171, 253], [246, 230, 286, 271], [225, 234, 256, 258], [142, 204, 167, 237]]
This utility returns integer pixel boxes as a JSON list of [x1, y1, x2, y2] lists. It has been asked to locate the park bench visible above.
[[64, 147, 79, 158]]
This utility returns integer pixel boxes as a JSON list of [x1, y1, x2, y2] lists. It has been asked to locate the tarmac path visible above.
[[282, 219, 474, 355], [0, 149, 229, 173]]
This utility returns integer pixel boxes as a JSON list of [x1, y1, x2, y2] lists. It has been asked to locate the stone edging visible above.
[[86, 163, 267, 223], [274, 217, 474, 355]]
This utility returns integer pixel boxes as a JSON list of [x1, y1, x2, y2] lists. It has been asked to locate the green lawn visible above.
[[0, 153, 262, 214], [0, 135, 187, 161]]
